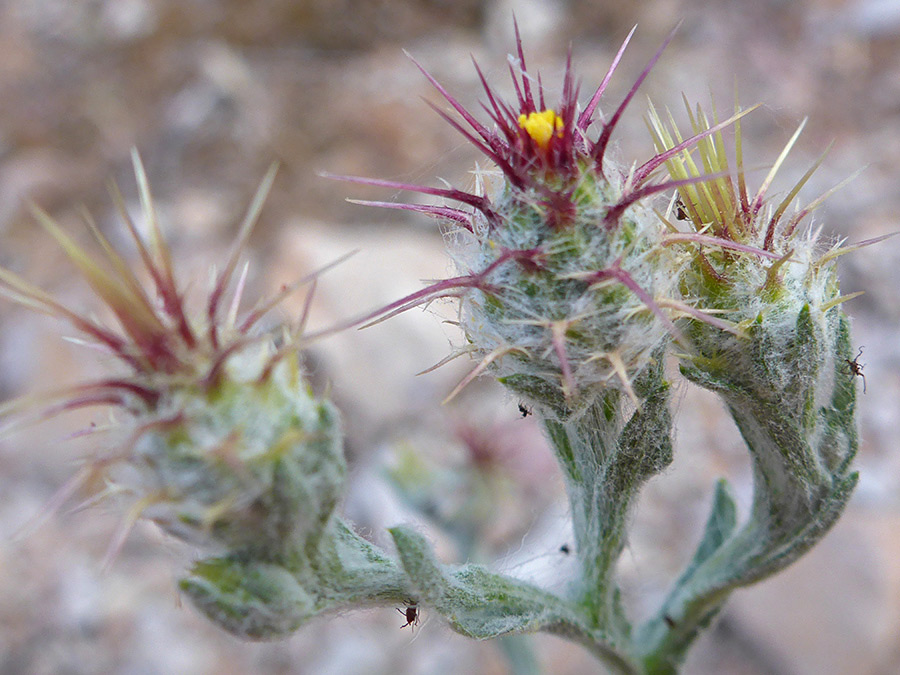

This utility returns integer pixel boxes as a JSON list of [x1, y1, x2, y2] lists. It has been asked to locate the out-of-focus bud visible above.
[[131, 350, 344, 555], [0, 152, 387, 640], [0, 152, 346, 564]]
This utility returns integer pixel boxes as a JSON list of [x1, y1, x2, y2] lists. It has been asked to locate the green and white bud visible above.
[[131, 350, 344, 556], [456, 166, 681, 418]]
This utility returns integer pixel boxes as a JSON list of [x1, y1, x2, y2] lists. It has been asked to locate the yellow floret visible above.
[[517, 109, 563, 148]]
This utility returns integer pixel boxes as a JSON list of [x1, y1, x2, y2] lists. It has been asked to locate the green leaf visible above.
[[389, 526, 585, 640], [684, 479, 737, 575]]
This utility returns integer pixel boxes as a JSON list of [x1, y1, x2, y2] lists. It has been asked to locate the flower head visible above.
[[643, 100, 869, 620], [646, 97, 873, 332], [333, 25, 743, 417], [1, 152, 346, 559]]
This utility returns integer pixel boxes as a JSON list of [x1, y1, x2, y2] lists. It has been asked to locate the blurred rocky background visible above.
[[0, 0, 898, 673]]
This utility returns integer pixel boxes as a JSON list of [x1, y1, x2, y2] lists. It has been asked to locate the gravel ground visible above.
[[1, 1, 899, 674]]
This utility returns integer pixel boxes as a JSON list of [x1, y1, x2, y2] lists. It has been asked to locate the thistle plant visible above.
[[2, 25, 876, 675]]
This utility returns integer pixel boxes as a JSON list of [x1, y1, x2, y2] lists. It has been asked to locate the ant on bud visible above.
[[518, 402, 533, 417]]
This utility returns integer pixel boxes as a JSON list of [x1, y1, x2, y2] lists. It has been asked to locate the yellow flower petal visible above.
[[518, 109, 563, 148]]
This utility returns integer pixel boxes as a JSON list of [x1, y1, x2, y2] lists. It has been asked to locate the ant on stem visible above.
[[845, 347, 866, 394], [398, 602, 419, 629]]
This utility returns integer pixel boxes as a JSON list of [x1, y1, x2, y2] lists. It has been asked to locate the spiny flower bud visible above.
[[646, 98, 867, 404], [1, 151, 345, 560], [334, 26, 736, 419], [647, 101, 853, 335]]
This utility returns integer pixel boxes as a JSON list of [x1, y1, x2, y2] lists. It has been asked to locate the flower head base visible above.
[[455, 170, 677, 415], [1, 152, 346, 558], [132, 352, 344, 554]]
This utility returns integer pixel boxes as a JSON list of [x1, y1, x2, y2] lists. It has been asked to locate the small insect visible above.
[[559, 543, 570, 555], [398, 602, 419, 629], [845, 347, 866, 394], [674, 198, 689, 221], [518, 402, 533, 417]]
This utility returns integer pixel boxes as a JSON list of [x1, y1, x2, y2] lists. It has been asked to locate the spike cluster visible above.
[[645, 97, 873, 379], [336, 26, 744, 418], [649, 100, 854, 315], [0, 152, 345, 559]]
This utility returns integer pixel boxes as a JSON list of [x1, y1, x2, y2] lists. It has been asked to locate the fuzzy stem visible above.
[[543, 395, 631, 632], [542, 353, 673, 661]]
